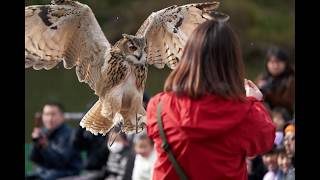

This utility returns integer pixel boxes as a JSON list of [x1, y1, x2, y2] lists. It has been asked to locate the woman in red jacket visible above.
[[146, 20, 275, 180]]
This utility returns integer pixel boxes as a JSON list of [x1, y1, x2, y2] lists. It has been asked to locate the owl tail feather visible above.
[[80, 100, 114, 136]]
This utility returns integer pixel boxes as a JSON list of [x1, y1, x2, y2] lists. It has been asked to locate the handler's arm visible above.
[[239, 99, 276, 157]]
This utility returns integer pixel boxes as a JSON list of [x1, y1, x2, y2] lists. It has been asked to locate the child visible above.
[[277, 148, 295, 180], [271, 107, 290, 131], [283, 123, 295, 167], [132, 130, 156, 180], [104, 129, 136, 180], [262, 146, 281, 180], [271, 107, 290, 147]]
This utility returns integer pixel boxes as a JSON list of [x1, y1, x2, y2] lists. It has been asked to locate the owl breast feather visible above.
[[133, 64, 148, 90]]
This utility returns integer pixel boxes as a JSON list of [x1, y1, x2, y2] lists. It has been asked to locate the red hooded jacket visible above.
[[146, 92, 275, 180]]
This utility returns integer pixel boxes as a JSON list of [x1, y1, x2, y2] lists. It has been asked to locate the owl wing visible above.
[[25, 1, 111, 91], [136, 1, 229, 69]]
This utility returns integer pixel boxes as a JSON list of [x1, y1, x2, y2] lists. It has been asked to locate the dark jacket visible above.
[[72, 126, 109, 170], [29, 124, 82, 179], [256, 68, 295, 115], [248, 156, 267, 180]]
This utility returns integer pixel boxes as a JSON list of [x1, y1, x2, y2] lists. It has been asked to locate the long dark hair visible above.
[[164, 20, 245, 100], [260, 46, 295, 94], [265, 46, 294, 78]]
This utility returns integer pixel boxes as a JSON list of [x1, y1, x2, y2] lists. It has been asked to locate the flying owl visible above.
[[25, 0, 229, 136]]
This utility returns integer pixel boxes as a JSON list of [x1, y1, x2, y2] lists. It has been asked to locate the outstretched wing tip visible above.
[[25, 1, 111, 92], [138, 1, 228, 70]]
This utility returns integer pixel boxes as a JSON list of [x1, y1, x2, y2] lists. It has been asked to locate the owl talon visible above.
[[107, 121, 124, 147], [135, 115, 146, 134], [136, 114, 138, 134]]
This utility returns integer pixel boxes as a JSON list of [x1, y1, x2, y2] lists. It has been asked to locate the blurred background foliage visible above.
[[25, 0, 294, 142]]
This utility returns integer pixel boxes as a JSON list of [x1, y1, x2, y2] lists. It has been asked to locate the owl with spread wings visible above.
[[25, 0, 229, 136]]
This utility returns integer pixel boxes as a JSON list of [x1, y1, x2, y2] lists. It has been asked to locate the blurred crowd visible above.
[[26, 46, 294, 180], [26, 94, 154, 180], [249, 46, 295, 180]]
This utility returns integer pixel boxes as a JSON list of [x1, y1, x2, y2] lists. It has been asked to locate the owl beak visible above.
[[134, 53, 142, 61]]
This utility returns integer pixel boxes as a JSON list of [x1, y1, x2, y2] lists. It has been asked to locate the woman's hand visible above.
[[245, 79, 263, 101]]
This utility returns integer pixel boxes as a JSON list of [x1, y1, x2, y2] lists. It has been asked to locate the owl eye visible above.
[[129, 45, 137, 51]]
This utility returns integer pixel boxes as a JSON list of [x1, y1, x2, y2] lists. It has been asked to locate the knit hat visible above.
[[283, 123, 295, 135]]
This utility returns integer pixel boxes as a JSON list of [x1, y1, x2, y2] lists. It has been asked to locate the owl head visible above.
[[117, 34, 147, 65]]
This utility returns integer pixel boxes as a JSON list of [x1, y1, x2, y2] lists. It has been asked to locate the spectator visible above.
[[132, 130, 156, 180], [72, 127, 109, 170], [58, 127, 110, 180], [247, 156, 267, 180], [256, 46, 295, 115], [26, 102, 82, 180], [72, 99, 109, 171], [283, 123, 295, 168], [262, 147, 281, 180], [277, 148, 295, 180], [103, 129, 136, 180], [271, 107, 290, 147], [57, 99, 109, 180], [272, 107, 290, 131]]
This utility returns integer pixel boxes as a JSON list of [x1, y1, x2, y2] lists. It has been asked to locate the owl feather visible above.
[[136, 1, 229, 69]]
